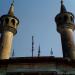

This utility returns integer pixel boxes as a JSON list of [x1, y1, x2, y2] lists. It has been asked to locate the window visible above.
[[5, 18, 9, 24], [70, 16, 74, 22], [64, 15, 68, 22], [58, 17, 62, 23], [11, 19, 15, 25]]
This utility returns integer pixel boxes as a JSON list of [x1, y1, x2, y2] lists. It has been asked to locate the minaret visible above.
[[32, 36, 34, 57], [38, 45, 40, 57], [0, 0, 19, 59], [55, 0, 75, 59]]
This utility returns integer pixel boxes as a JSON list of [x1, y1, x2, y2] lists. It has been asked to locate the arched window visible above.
[[5, 18, 9, 24], [71, 16, 74, 22], [11, 19, 15, 25], [1, 19, 3, 25], [58, 16, 62, 24], [64, 15, 68, 22]]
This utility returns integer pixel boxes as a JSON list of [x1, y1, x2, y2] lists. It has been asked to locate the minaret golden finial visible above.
[[60, 0, 67, 13], [11, 0, 14, 5], [8, 0, 14, 16]]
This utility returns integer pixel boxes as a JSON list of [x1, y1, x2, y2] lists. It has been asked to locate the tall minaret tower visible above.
[[0, 0, 19, 59], [55, 0, 75, 59]]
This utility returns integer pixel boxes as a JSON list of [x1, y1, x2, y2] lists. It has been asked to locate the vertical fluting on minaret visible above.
[[55, 0, 75, 59], [0, 0, 19, 59]]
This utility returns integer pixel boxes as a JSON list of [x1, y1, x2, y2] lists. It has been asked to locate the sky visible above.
[[0, 0, 75, 57]]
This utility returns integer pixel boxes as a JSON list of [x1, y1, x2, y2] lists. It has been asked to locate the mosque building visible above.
[[0, 0, 75, 75]]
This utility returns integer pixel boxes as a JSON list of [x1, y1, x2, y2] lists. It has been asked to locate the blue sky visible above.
[[0, 0, 75, 57]]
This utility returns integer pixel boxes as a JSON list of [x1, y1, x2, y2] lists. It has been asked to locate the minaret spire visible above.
[[12, 49, 15, 57], [8, 0, 14, 16], [32, 36, 34, 57], [50, 48, 53, 56], [60, 0, 67, 13], [38, 45, 40, 57]]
